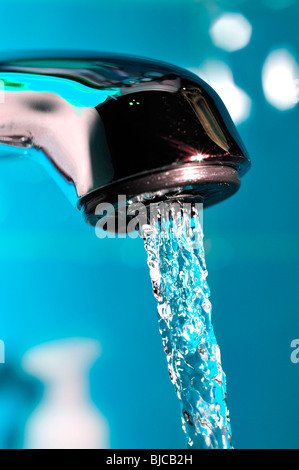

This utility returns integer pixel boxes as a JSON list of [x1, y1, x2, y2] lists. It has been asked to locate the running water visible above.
[[142, 203, 232, 449]]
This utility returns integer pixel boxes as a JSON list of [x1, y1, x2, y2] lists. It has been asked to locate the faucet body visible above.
[[0, 53, 250, 225]]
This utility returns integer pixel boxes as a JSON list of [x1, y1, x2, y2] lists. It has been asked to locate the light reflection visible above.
[[209, 13, 252, 52], [190, 61, 251, 125], [262, 48, 299, 110], [190, 153, 209, 162]]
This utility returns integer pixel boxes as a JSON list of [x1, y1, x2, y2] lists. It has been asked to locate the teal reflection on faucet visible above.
[[1, 73, 121, 108]]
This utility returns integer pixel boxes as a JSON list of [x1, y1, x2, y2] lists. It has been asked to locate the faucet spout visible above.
[[0, 53, 250, 226]]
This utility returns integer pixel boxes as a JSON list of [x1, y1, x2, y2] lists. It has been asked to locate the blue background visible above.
[[0, 0, 298, 449]]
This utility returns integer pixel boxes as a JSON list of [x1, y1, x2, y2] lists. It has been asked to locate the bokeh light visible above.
[[262, 48, 299, 110], [209, 13, 252, 52]]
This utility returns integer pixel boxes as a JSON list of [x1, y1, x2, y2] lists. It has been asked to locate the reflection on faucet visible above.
[[0, 89, 114, 203], [22, 338, 109, 449]]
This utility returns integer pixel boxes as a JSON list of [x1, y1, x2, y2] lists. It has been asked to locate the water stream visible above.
[[142, 202, 232, 449]]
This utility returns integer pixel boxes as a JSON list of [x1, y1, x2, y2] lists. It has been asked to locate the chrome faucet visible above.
[[0, 53, 250, 227]]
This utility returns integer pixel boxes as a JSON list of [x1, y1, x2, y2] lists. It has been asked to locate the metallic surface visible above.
[[0, 53, 250, 225]]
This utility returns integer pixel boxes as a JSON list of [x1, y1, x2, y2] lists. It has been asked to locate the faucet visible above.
[[0, 53, 250, 228]]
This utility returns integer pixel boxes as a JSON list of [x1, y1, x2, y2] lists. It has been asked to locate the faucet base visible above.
[[79, 164, 240, 227]]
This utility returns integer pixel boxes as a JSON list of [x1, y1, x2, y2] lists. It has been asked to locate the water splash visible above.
[[142, 203, 232, 449]]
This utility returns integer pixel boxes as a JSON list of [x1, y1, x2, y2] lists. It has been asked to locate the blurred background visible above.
[[0, 0, 298, 449]]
